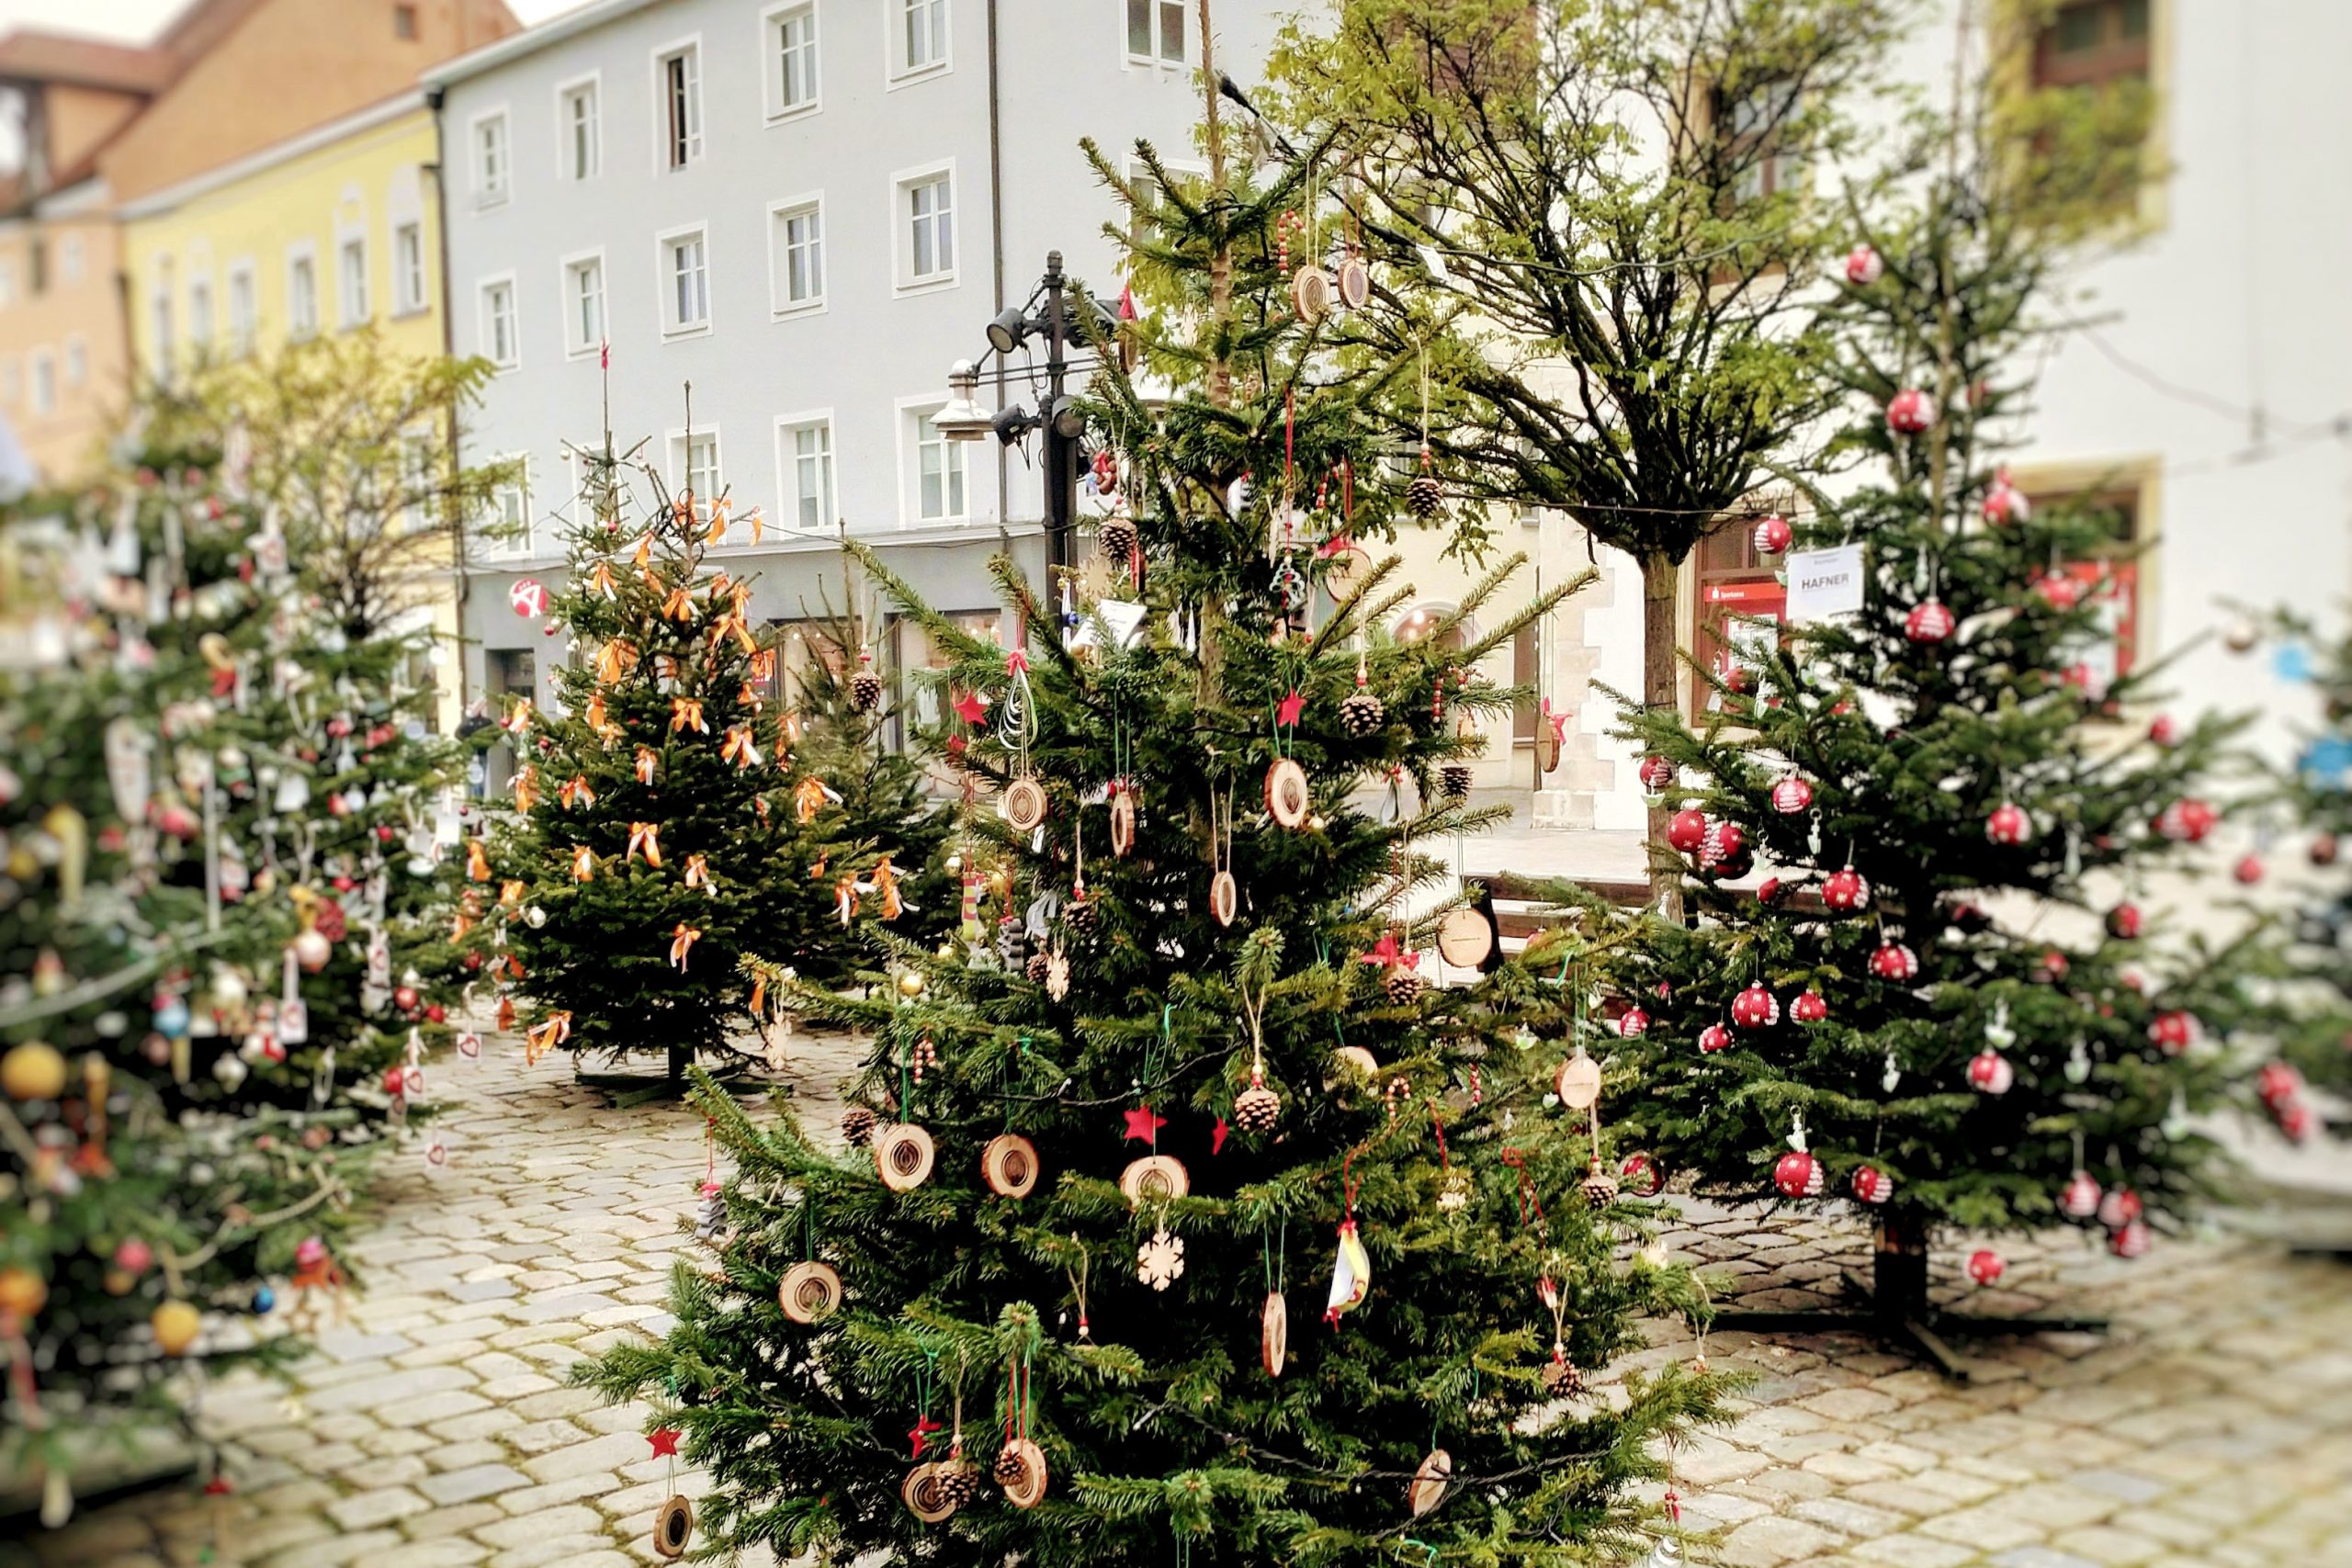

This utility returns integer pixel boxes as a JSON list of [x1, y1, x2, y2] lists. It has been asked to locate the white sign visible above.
[[1782, 544, 1866, 624]]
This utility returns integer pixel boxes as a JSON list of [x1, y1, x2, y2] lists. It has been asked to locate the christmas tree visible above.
[[483, 410, 931, 1081], [575, 36, 1726, 1566], [1598, 122, 2255, 1370]]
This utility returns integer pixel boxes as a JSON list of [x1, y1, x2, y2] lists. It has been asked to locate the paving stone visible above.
[[469, 1504, 605, 1548], [324, 1487, 432, 1531], [1716, 1514, 1851, 1566], [418, 1463, 534, 1506]]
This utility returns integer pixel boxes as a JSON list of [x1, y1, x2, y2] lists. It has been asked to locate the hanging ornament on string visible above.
[[1773, 1115, 1825, 1197], [1207, 785, 1238, 927], [1339, 654, 1385, 738], [1265, 682, 1310, 829], [1261, 1224, 1289, 1377], [1325, 1156, 1373, 1326], [994, 1355, 1049, 1507]]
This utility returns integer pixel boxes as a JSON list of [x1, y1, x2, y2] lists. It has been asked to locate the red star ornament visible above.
[[1212, 1117, 1230, 1155], [907, 1414, 943, 1458], [649, 1427, 683, 1458], [1276, 688, 1306, 728], [951, 688, 987, 726], [1123, 1104, 1168, 1143]]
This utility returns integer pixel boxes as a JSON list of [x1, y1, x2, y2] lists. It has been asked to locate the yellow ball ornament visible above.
[[1, 1042, 68, 1100], [151, 1300, 202, 1356], [897, 970, 926, 998], [0, 1266, 48, 1318]]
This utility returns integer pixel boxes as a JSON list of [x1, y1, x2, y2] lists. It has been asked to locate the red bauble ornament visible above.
[[1638, 755, 1675, 795], [2059, 1169, 2102, 1219], [2232, 853, 2264, 886], [1966, 1049, 2015, 1095], [374, 824, 395, 842], [2109, 1219, 2151, 1258], [1770, 776, 1813, 815], [1772, 1149, 1824, 1198], [2147, 1010, 2198, 1055], [2310, 832, 2339, 866], [2033, 949, 2069, 983], [1964, 1248, 2005, 1287], [1790, 989, 1828, 1025], [2106, 903, 2143, 940], [2098, 1187, 2143, 1230], [1821, 867, 1871, 912], [1698, 1023, 1733, 1054], [2146, 714, 2178, 747], [382, 1066, 409, 1098], [1666, 808, 1710, 854], [2154, 798, 2217, 842], [463, 951, 484, 972], [1850, 1166, 1894, 1204], [1619, 1152, 1665, 1198], [2257, 1061, 2307, 1110], [1885, 388, 1938, 434], [1843, 243, 1883, 285], [2276, 1100, 2316, 1143], [1948, 899, 1993, 934], [1730, 984, 1780, 1031], [1982, 468, 2030, 525], [1904, 600, 1955, 644], [1984, 801, 2033, 846], [1751, 514, 1792, 556], [424, 1003, 447, 1024], [392, 986, 420, 1012], [1614, 1007, 1651, 1040], [2033, 573, 2082, 611], [1868, 942, 1919, 982], [1701, 819, 1747, 871], [1755, 876, 1785, 907]]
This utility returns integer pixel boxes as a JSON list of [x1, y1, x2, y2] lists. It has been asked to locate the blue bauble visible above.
[[251, 1285, 277, 1314], [154, 998, 191, 1035]]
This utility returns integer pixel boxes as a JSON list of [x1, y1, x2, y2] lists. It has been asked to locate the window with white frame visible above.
[[898, 165, 955, 288], [767, 2, 819, 118], [561, 253, 605, 356], [1126, 0, 1184, 63], [187, 276, 213, 353], [29, 350, 55, 415], [483, 453, 531, 557], [658, 44, 702, 169], [473, 111, 510, 205], [228, 264, 257, 355], [660, 226, 711, 335], [58, 235, 82, 286], [149, 259, 175, 377], [339, 235, 369, 326], [393, 221, 426, 313], [768, 197, 824, 313], [288, 248, 320, 338], [898, 0, 947, 75], [398, 430, 437, 533], [480, 276, 517, 367], [63, 335, 85, 388], [670, 428, 721, 513], [559, 77, 600, 180], [907, 402, 967, 522], [777, 415, 834, 530]]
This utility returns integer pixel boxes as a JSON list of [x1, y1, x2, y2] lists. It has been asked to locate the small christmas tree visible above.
[[577, 37, 1726, 1565], [1600, 125, 2255, 1371]]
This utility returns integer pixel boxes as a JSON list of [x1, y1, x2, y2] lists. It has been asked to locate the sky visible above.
[[0, 0, 576, 43]]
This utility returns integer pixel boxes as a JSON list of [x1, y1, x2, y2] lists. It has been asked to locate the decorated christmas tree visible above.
[[482, 409, 930, 1080], [576, 37, 1726, 1566], [1597, 124, 2255, 1371]]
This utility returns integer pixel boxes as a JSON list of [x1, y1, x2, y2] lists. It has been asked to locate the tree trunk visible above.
[[1871, 1211, 1933, 1321], [1638, 550, 1683, 918], [668, 1045, 690, 1084]]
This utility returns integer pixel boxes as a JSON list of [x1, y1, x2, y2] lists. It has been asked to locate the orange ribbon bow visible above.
[[584, 691, 609, 733], [560, 775, 596, 811], [466, 840, 491, 883], [744, 505, 764, 546], [835, 874, 860, 925], [870, 856, 903, 920], [683, 852, 710, 889], [669, 923, 701, 970], [525, 1010, 572, 1065], [632, 532, 653, 569], [511, 765, 539, 814], [671, 697, 707, 734], [635, 745, 659, 784], [662, 587, 698, 624], [627, 821, 662, 868], [572, 845, 596, 882], [596, 638, 636, 685], [592, 560, 616, 599], [707, 497, 729, 545], [503, 697, 534, 734], [793, 776, 830, 825], [721, 725, 761, 769], [499, 879, 526, 909]]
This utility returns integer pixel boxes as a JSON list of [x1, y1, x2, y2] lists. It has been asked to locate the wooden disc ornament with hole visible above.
[[1322, 544, 1373, 601], [874, 1123, 936, 1191], [1554, 1054, 1602, 1110], [981, 1133, 1039, 1199], [776, 1259, 842, 1324], [998, 1438, 1049, 1508], [901, 1462, 956, 1522], [1261, 1290, 1288, 1377], [650, 1495, 695, 1558], [1332, 1044, 1380, 1081], [1119, 1154, 1190, 1204], [1535, 721, 1561, 774], [1408, 1450, 1453, 1518], [1001, 777, 1047, 833], [1435, 906, 1495, 969], [1337, 252, 1371, 310], [1109, 789, 1136, 857], [1210, 870, 1238, 927], [1293, 265, 1333, 322], [1264, 759, 1310, 829]]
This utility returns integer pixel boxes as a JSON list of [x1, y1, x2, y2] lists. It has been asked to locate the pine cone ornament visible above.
[[1579, 1163, 1620, 1210], [850, 652, 884, 715], [933, 1462, 981, 1508], [992, 1447, 1026, 1485], [1542, 1357, 1582, 1396], [1385, 967, 1429, 1007], [1339, 687, 1385, 739], [1024, 953, 1051, 984], [1065, 897, 1099, 937], [1232, 1083, 1281, 1135], [1098, 514, 1139, 564], [841, 1106, 878, 1147], [1406, 447, 1442, 519], [1441, 763, 1473, 800]]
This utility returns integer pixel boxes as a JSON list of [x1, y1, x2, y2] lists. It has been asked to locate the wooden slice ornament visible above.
[[1119, 1154, 1190, 1204], [1409, 1450, 1453, 1517], [998, 1438, 1049, 1508], [1293, 265, 1334, 323], [1001, 777, 1048, 833], [1535, 719, 1562, 774], [1210, 870, 1238, 927], [1436, 906, 1495, 969], [1337, 249, 1372, 310], [981, 1133, 1040, 1199], [1555, 1051, 1602, 1111], [777, 1259, 842, 1324], [651, 1495, 695, 1557], [1261, 1290, 1288, 1377], [1264, 759, 1310, 829], [874, 1122, 936, 1191], [1320, 542, 1373, 601], [1108, 788, 1136, 857], [901, 1462, 956, 1523], [1332, 1044, 1380, 1082]]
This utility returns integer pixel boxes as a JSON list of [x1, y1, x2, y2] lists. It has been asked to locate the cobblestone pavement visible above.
[[10, 1029, 2352, 1568]]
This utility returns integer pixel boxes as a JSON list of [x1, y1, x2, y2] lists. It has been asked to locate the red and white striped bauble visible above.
[[1885, 388, 1938, 434], [1966, 1049, 2015, 1095], [1638, 755, 1675, 795], [1850, 1165, 1894, 1204], [1868, 942, 1918, 982], [1667, 807, 1711, 853], [1790, 989, 1828, 1025], [1984, 801, 2033, 846], [1822, 867, 1871, 912], [1702, 819, 1749, 874], [2034, 573, 2082, 611], [1773, 1149, 1824, 1198], [2109, 1219, 2151, 1259], [1615, 1007, 1651, 1040], [2233, 853, 2265, 885], [1982, 469, 2030, 525], [2059, 1169, 2102, 1219], [1904, 599, 1956, 644], [2033, 949, 2070, 983], [1843, 244, 1883, 286], [2098, 1186, 2143, 1230], [1965, 1248, 2006, 1286], [2146, 1010, 2199, 1055], [1619, 1151, 1665, 1198], [2106, 902, 2143, 940], [2154, 798, 2217, 842], [1730, 984, 1780, 1031], [1752, 514, 1792, 556], [2146, 714, 2178, 748], [1698, 1022, 1732, 1054], [1770, 775, 1814, 815], [2257, 1061, 2308, 1111]]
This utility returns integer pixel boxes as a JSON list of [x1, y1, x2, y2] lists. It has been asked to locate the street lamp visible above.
[[933, 360, 995, 443]]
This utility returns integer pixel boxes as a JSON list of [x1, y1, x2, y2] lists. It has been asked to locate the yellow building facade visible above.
[[119, 90, 466, 729]]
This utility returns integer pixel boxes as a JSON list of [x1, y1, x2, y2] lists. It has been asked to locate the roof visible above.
[[0, 29, 175, 93], [116, 88, 425, 219], [423, 0, 659, 91]]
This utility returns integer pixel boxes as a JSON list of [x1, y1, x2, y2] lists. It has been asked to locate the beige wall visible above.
[[100, 0, 514, 204], [43, 83, 149, 176], [0, 215, 128, 484]]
